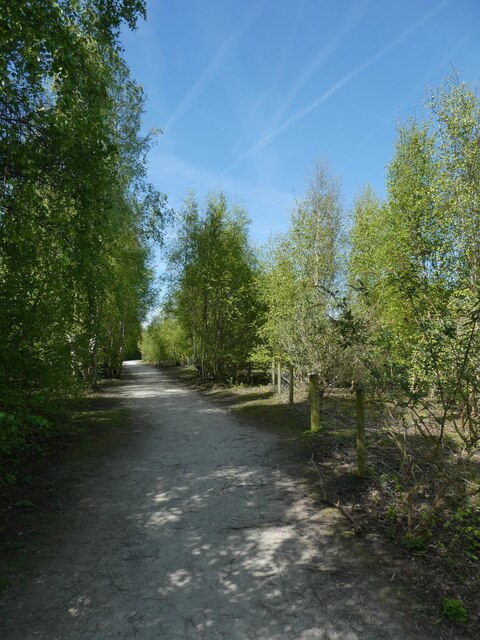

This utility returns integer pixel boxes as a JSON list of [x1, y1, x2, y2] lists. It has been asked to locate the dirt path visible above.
[[0, 362, 430, 639]]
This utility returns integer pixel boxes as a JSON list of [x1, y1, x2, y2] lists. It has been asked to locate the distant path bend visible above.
[[0, 362, 428, 639]]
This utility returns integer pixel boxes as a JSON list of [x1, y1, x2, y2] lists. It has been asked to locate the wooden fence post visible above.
[[277, 361, 282, 395], [288, 363, 294, 405], [356, 385, 366, 476], [309, 373, 320, 432]]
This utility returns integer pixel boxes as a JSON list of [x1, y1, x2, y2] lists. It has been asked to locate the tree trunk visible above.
[[309, 373, 321, 432], [355, 386, 367, 476], [288, 363, 294, 405]]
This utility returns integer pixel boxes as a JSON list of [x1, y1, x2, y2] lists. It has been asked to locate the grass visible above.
[[0, 383, 132, 596], [232, 397, 301, 433]]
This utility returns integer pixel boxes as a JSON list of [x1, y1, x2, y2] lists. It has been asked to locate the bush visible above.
[[0, 411, 52, 459]]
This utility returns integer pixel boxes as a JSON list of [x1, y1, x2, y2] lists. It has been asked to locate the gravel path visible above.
[[0, 362, 429, 639]]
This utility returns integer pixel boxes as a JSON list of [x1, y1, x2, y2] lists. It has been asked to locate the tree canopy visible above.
[[159, 192, 262, 381], [0, 0, 167, 408]]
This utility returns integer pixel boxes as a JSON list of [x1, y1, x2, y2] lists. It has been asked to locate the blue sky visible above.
[[121, 0, 480, 250]]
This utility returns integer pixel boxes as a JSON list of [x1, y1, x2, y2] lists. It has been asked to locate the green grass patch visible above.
[[231, 398, 301, 433], [442, 598, 468, 623], [0, 394, 130, 486]]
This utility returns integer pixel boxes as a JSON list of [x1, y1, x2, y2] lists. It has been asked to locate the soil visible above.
[[0, 362, 474, 639]]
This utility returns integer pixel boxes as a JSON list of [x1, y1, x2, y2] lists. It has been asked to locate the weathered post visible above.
[[288, 363, 294, 405], [356, 385, 366, 476], [277, 361, 281, 396], [309, 372, 320, 432]]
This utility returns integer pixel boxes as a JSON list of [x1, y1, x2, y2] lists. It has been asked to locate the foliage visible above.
[[443, 505, 480, 562], [0, 2, 167, 455], [343, 76, 480, 535], [141, 314, 191, 365], [260, 160, 347, 388], [0, 411, 52, 458], [165, 192, 262, 380], [441, 598, 468, 623], [258, 235, 298, 362]]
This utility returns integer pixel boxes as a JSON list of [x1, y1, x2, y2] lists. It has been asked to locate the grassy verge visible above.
[[0, 382, 130, 595]]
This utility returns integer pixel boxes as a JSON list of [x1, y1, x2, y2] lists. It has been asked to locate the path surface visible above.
[[0, 362, 428, 639]]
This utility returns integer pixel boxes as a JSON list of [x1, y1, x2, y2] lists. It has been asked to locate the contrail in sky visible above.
[[269, 0, 368, 125], [215, 0, 451, 181], [250, 0, 307, 117], [165, 2, 264, 132]]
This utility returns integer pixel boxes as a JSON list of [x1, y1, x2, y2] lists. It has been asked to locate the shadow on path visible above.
[[0, 362, 431, 640]]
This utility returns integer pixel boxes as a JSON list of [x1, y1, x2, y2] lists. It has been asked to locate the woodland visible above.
[[1, 0, 479, 626], [141, 76, 480, 607], [1, 1, 168, 459]]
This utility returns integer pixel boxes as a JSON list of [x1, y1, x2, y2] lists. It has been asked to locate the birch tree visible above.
[[167, 193, 262, 380]]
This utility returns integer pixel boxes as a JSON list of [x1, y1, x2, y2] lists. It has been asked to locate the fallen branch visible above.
[[309, 453, 362, 535]]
